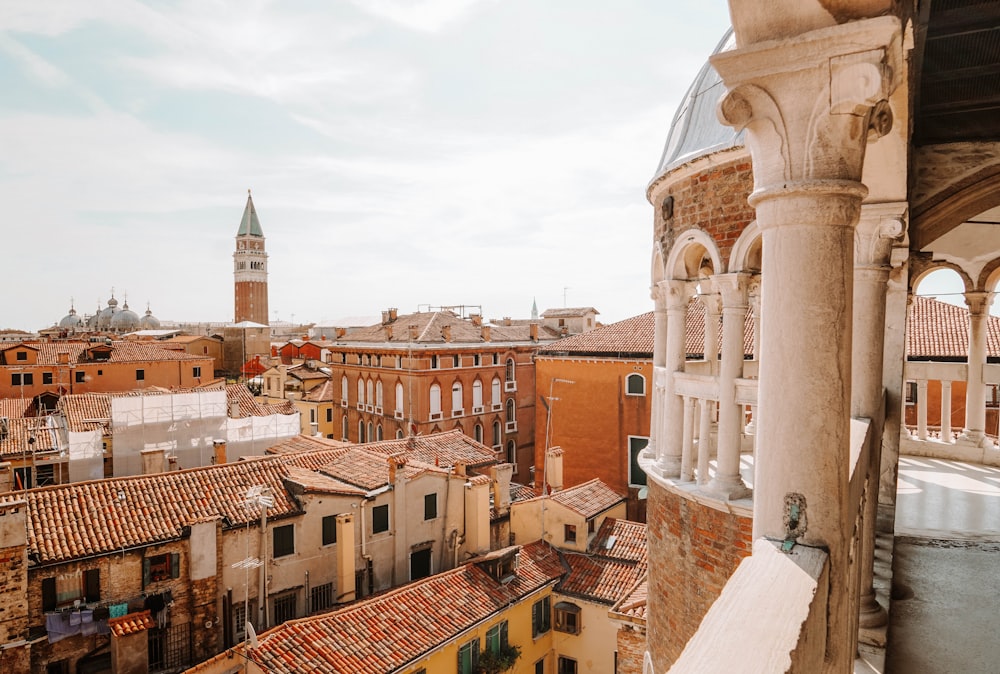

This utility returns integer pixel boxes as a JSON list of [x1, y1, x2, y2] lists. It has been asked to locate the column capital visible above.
[[856, 202, 907, 269], [659, 279, 691, 312], [712, 272, 751, 310], [712, 17, 902, 197], [698, 292, 723, 316], [965, 291, 991, 316]]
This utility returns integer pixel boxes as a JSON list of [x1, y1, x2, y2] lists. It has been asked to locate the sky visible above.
[[0, 1, 736, 332]]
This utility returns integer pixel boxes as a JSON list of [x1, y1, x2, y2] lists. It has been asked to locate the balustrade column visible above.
[[702, 290, 721, 368], [745, 280, 761, 436], [917, 380, 929, 440], [697, 398, 714, 485], [680, 396, 696, 481], [941, 381, 952, 441], [963, 292, 991, 446], [708, 272, 751, 499], [657, 280, 690, 476], [647, 285, 668, 459]]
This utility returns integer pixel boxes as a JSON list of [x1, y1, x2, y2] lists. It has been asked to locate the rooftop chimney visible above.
[[335, 327, 347, 339], [545, 446, 564, 493], [57, 352, 69, 365], [141, 448, 166, 475], [409, 325, 419, 341], [530, 323, 538, 341], [381, 311, 391, 325], [470, 314, 482, 327], [0, 462, 12, 493], [481, 325, 491, 342], [389, 308, 398, 321], [212, 439, 227, 465], [503, 317, 512, 326], [386, 325, 394, 340], [490, 464, 513, 517], [335, 513, 356, 603], [441, 325, 452, 342]]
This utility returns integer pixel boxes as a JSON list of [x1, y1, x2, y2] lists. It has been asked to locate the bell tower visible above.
[[233, 190, 269, 325]]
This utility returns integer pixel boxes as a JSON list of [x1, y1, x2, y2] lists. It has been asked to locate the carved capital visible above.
[[964, 291, 991, 316], [856, 202, 908, 268], [659, 279, 691, 312], [712, 272, 751, 311]]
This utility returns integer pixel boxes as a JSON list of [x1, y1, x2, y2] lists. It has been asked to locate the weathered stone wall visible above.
[[646, 480, 752, 668], [615, 625, 646, 674]]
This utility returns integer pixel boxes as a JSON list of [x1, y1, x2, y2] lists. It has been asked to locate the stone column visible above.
[[878, 248, 909, 515], [916, 380, 929, 440], [712, 15, 901, 672], [647, 284, 668, 458], [680, 396, 696, 482], [746, 279, 762, 436], [701, 290, 721, 369], [941, 381, 952, 441], [708, 272, 751, 499], [963, 291, 991, 447], [853, 204, 904, 631], [658, 280, 690, 476]]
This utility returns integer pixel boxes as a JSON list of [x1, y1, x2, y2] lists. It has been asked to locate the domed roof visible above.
[[59, 304, 83, 328], [110, 300, 140, 332], [139, 305, 161, 329], [652, 29, 744, 181], [96, 296, 119, 331]]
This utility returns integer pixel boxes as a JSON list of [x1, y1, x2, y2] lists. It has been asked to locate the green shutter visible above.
[[171, 553, 181, 578]]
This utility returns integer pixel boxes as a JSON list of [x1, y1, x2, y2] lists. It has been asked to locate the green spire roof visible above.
[[237, 191, 264, 237]]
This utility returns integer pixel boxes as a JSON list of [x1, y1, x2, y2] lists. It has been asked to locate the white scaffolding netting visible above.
[[67, 428, 103, 482]]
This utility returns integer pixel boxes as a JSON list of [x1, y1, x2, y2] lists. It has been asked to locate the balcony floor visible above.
[[884, 456, 1000, 674]]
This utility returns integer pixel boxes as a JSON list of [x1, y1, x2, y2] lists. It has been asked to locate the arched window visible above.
[[505, 358, 515, 383], [357, 378, 364, 405], [474, 424, 483, 443], [342, 416, 348, 441], [376, 424, 384, 441], [367, 422, 374, 442], [430, 384, 442, 417], [472, 379, 483, 410], [491, 377, 501, 407], [505, 399, 516, 423], [506, 440, 516, 465], [366, 379, 374, 406], [396, 429, 404, 439], [452, 382, 463, 414], [358, 420, 365, 443], [492, 421, 501, 447], [376, 380, 383, 408], [395, 382, 404, 414], [341, 375, 349, 403], [626, 373, 646, 396]]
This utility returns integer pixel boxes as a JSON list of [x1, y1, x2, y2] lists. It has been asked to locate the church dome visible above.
[[96, 296, 119, 331], [110, 300, 140, 332], [139, 305, 161, 329], [59, 305, 83, 328], [652, 29, 744, 181]]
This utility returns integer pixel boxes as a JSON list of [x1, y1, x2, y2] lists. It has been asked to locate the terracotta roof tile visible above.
[[558, 553, 647, 605], [6, 341, 205, 365], [609, 576, 648, 624], [108, 610, 156, 637], [265, 435, 351, 455], [588, 518, 647, 562], [539, 313, 654, 356], [361, 429, 498, 469], [906, 295, 1000, 358], [283, 466, 367, 496], [548, 478, 626, 518], [302, 380, 336, 402], [226, 384, 296, 417], [0, 416, 59, 457], [328, 310, 559, 345], [206, 541, 565, 674]]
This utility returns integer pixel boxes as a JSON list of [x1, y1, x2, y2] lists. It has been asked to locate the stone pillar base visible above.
[[705, 476, 752, 501]]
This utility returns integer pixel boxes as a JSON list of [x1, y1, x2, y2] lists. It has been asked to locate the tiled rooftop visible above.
[[609, 577, 648, 624], [302, 379, 335, 402], [559, 519, 648, 605], [361, 429, 498, 469], [58, 393, 113, 433], [283, 465, 367, 496], [1, 341, 205, 365], [538, 312, 654, 356], [548, 478, 626, 518], [588, 518, 647, 562], [265, 435, 350, 455], [189, 541, 565, 674], [907, 295, 1000, 358], [226, 384, 297, 417], [0, 416, 59, 458], [328, 310, 560, 345], [313, 447, 440, 491], [108, 610, 156, 637]]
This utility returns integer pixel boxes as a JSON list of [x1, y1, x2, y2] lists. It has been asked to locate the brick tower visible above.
[[233, 190, 269, 325]]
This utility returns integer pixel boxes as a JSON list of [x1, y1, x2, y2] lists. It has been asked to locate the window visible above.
[[905, 381, 917, 404], [42, 569, 100, 611], [626, 373, 646, 396], [431, 355, 439, 369], [75, 371, 84, 383], [376, 424, 383, 441], [452, 382, 463, 413], [429, 384, 442, 417], [322, 515, 337, 546], [372, 504, 389, 534], [342, 375, 349, 403], [492, 421, 501, 447], [395, 382, 404, 414], [493, 353, 500, 365], [453, 355, 461, 368], [11, 373, 32, 386], [472, 379, 483, 409], [136, 369, 145, 381], [42, 372, 53, 385], [36, 464, 54, 486], [193, 366, 202, 378], [411, 547, 432, 580], [492, 377, 502, 406], [506, 441, 516, 467], [424, 493, 437, 520], [367, 422, 373, 442], [326, 408, 333, 423], [532, 596, 551, 637], [342, 416, 348, 441], [458, 638, 480, 674], [310, 408, 317, 423], [486, 620, 509, 654], [554, 602, 581, 634], [367, 379, 374, 406], [46, 661, 68, 674], [564, 524, 577, 544], [272, 592, 297, 624], [629, 436, 649, 487], [396, 429, 403, 439], [359, 420, 365, 443], [357, 378, 365, 404], [273, 524, 295, 558], [376, 380, 383, 408], [15, 351, 27, 361], [310, 583, 333, 614], [474, 424, 483, 443], [558, 656, 578, 674], [505, 358, 515, 382], [536, 660, 545, 674], [143, 553, 179, 587]]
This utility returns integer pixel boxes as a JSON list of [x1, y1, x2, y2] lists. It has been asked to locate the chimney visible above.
[[336, 327, 347, 339], [271, 345, 278, 357], [387, 453, 407, 484], [212, 439, 227, 465], [441, 325, 452, 342], [141, 448, 166, 475], [464, 475, 491, 555], [381, 311, 390, 325], [481, 325, 491, 342], [545, 446, 564, 493], [335, 513, 356, 603], [229, 399, 240, 418], [470, 314, 482, 327], [0, 462, 12, 493], [503, 317, 512, 326], [530, 323, 538, 341], [561, 326, 569, 337], [386, 325, 394, 340], [389, 308, 398, 321], [453, 460, 467, 477], [302, 334, 309, 341], [490, 463, 513, 517], [409, 325, 419, 341]]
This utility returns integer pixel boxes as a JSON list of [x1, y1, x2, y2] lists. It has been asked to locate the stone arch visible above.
[[912, 161, 1000, 250], [978, 259, 1000, 296], [908, 259, 974, 296], [651, 242, 666, 287], [665, 228, 724, 280], [728, 220, 762, 273]]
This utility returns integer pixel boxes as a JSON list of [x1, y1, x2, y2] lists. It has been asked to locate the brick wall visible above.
[[0, 506, 28, 655], [654, 154, 755, 270], [646, 480, 752, 669], [615, 625, 646, 674]]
